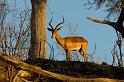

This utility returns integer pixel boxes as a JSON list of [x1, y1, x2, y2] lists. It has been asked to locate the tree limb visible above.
[[87, 17, 124, 38], [87, 17, 114, 25]]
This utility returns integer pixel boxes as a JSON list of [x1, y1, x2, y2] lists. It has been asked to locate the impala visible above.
[[47, 17, 88, 62]]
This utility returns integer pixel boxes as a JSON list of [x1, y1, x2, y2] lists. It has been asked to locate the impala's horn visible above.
[[49, 16, 54, 29], [55, 16, 64, 29]]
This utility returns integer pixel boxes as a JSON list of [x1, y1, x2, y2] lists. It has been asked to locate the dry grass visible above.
[[0, 60, 17, 82]]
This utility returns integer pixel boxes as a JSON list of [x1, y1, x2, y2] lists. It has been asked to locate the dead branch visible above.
[[87, 17, 114, 25], [87, 17, 124, 37], [90, 43, 96, 61]]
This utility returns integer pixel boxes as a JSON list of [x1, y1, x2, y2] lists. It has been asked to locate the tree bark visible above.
[[29, 0, 46, 59]]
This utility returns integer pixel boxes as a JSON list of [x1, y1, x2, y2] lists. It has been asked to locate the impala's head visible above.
[[47, 16, 64, 39]]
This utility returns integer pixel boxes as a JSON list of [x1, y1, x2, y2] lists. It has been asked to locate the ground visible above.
[[0, 59, 124, 82], [26, 59, 124, 80]]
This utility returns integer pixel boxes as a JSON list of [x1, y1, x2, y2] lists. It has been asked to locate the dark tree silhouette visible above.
[[86, 0, 124, 66]]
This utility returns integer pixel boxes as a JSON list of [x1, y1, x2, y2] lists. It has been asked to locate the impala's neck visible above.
[[55, 32, 65, 46]]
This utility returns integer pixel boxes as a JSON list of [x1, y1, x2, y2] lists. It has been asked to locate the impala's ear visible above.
[[47, 28, 52, 31], [57, 27, 62, 30]]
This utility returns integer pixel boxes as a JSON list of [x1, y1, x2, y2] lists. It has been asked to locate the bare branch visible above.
[[90, 43, 96, 61], [87, 17, 114, 25]]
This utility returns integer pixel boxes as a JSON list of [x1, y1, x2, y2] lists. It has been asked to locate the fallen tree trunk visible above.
[[0, 51, 121, 82]]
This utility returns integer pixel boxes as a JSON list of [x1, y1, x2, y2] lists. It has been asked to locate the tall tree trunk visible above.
[[29, 0, 46, 59]]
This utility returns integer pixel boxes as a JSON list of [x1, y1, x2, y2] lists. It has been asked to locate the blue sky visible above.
[[8, 0, 117, 64]]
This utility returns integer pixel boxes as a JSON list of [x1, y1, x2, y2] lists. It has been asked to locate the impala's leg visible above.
[[65, 50, 69, 61], [79, 46, 88, 62], [65, 50, 71, 61], [83, 49, 88, 62], [68, 51, 72, 61]]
